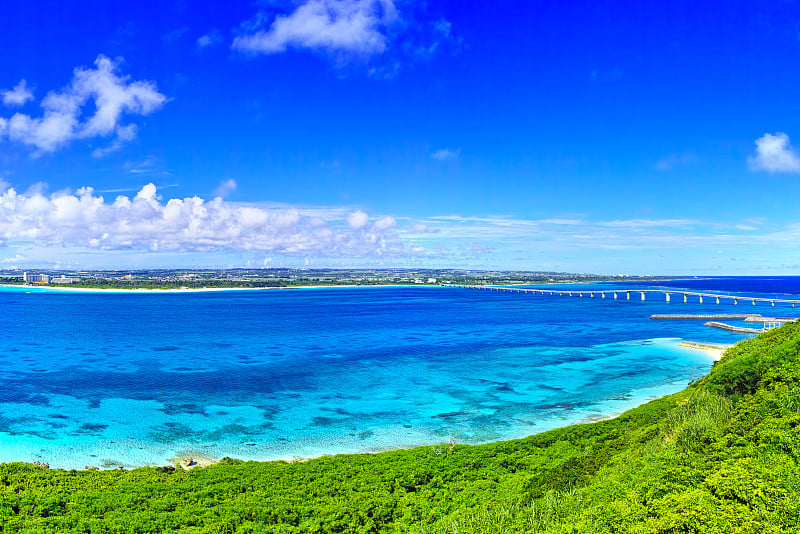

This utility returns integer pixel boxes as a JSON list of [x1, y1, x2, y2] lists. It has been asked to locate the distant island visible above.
[[0, 268, 686, 290]]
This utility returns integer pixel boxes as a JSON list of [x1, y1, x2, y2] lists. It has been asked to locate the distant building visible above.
[[24, 273, 50, 284], [51, 276, 80, 284]]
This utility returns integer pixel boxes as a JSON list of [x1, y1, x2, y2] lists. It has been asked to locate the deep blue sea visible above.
[[2, 277, 799, 469]]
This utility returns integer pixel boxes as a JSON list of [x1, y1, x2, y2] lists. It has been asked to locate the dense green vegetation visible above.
[[2, 322, 799, 532]]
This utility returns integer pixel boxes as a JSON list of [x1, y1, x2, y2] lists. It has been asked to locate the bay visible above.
[[1, 278, 796, 469]]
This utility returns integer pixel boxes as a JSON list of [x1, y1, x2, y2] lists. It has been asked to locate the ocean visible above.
[[1, 277, 798, 469]]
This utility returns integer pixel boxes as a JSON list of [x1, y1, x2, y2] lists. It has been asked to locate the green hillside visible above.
[[2, 322, 799, 533]]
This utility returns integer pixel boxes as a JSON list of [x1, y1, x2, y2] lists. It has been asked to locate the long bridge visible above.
[[449, 285, 800, 308]]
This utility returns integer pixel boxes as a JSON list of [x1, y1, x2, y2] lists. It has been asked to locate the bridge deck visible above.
[[448, 285, 800, 307]]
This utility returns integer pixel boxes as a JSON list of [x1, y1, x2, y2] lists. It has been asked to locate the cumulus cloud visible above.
[[0, 183, 407, 257], [347, 209, 370, 230], [0, 55, 166, 154], [232, 0, 399, 55], [373, 215, 396, 231], [748, 132, 800, 173], [2, 80, 34, 106], [1, 253, 25, 264], [430, 148, 460, 161], [213, 178, 237, 198]]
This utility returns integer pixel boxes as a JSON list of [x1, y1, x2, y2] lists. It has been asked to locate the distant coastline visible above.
[[0, 283, 434, 294], [0, 276, 693, 294]]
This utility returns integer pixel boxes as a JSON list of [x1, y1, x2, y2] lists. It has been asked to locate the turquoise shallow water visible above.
[[1, 282, 795, 469]]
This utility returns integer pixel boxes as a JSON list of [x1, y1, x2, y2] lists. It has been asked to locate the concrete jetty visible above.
[[743, 316, 796, 323], [704, 322, 767, 334]]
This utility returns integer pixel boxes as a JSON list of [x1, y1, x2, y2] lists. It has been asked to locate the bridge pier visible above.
[[455, 286, 800, 308]]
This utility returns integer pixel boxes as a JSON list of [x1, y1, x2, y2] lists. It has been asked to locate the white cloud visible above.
[[197, 29, 223, 48], [2, 80, 34, 106], [430, 148, 460, 161], [347, 209, 370, 229], [213, 178, 237, 198], [0, 253, 25, 263], [232, 0, 399, 55], [0, 184, 406, 258], [1, 55, 166, 154], [748, 132, 800, 173], [373, 215, 396, 231]]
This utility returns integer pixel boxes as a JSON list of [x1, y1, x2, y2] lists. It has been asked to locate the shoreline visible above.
[[0, 278, 696, 294], [678, 341, 731, 361], [0, 283, 433, 294]]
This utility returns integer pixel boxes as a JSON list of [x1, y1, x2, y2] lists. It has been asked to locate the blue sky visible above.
[[1, 0, 800, 274]]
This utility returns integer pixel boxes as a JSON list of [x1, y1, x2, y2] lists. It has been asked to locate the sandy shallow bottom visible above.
[[2, 284, 757, 470], [0, 338, 717, 470]]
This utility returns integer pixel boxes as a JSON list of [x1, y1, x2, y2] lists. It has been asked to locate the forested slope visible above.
[[2, 322, 799, 533]]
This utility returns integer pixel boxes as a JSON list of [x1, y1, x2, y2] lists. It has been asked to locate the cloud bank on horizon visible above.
[[0, 183, 407, 259], [3, 179, 798, 274]]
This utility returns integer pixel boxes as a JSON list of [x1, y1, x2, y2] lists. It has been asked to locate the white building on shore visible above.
[[22, 272, 80, 284], [23, 272, 50, 284], [51, 276, 80, 284]]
